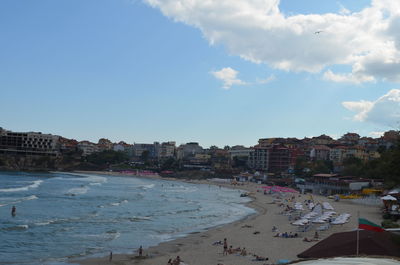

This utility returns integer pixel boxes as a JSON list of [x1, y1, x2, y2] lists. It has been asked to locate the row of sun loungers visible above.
[[294, 202, 304, 211], [311, 211, 336, 223], [322, 202, 334, 210], [331, 213, 351, 224]]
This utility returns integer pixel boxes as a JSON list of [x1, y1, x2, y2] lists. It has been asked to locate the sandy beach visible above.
[[72, 173, 382, 265]]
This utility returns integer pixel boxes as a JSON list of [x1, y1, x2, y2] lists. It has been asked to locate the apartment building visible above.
[[0, 128, 60, 156], [159, 141, 176, 159], [77, 141, 99, 156]]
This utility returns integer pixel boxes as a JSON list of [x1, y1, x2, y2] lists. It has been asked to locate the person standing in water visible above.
[[138, 245, 143, 256], [11, 206, 16, 217]]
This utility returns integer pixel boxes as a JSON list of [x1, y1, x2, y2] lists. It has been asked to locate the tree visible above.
[[342, 157, 363, 176], [294, 157, 308, 176], [161, 157, 178, 171], [86, 150, 128, 166]]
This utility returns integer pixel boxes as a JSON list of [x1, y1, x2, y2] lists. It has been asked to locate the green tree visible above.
[[161, 157, 178, 171], [86, 150, 128, 166], [342, 157, 363, 176], [294, 157, 308, 176]]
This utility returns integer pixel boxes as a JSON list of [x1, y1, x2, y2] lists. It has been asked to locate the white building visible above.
[[77, 141, 99, 156]]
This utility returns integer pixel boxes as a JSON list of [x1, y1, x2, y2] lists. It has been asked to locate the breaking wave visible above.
[[0, 180, 43, 193]]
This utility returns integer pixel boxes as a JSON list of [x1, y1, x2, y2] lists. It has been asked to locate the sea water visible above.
[[0, 171, 255, 264]]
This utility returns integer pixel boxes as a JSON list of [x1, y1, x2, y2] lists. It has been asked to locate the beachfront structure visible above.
[[113, 143, 125, 152], [59, 137, 79, 153], [159, 141, 176, 159], [176, 142, 204, 160], [77, 141, 99, 156], [248, 146, 269, 171], [248, 144, 297, 173], [0, 128, 60, 156], [132, 142, 160, 158], [228, 145, 253, 160], [310, 134, 335, 146], [297, 174, 372, 195], [97, 138, 113, 151], [340, 132, 361, 145], [310, 145, 331, 161], [329, 146, 346, 164]]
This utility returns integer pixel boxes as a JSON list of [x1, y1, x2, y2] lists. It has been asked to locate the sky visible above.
[[1, 0, 400, 148]]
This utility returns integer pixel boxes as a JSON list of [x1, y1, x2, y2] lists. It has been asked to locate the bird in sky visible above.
[[314, 31, 323, 34]]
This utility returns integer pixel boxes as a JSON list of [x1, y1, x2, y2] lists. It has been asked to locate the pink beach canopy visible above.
[[262, 186, 298, 193]]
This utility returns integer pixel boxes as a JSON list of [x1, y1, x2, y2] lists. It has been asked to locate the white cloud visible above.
[[369, 131, 384, 137], [143, 0, 400, 83], [342, 89, 400, 127], [323, 70, 375, 84], [211, 67, 245, 89], [257, 74, 276, 84]]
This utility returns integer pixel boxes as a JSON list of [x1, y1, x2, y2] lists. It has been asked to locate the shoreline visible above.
[[69, 171, 384, 265]]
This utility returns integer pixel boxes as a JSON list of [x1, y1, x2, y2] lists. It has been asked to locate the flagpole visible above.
[[356, 211, 360, 256]]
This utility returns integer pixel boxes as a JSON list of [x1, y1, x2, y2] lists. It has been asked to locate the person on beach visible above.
[[11, 206, 16, 217], [314, 231, 319, 240], [109, 251, 112, 261], [228, 245, 233, 254], [138, 245, 143, 256], [223, 238, 228, 256], [173, 256, 181, 265], [241, 247, 247, 256]]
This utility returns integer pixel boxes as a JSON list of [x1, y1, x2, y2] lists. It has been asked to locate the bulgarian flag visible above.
[[358, 218, 385, 232]]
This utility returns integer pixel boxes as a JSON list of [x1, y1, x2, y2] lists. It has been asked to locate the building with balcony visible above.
[[0, 128, 60, 156]]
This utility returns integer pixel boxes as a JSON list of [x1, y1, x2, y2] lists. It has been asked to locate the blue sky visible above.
[[1, 0, 399, 147]]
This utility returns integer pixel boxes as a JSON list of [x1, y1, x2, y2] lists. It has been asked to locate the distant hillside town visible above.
[[0, 127, 399, 190]]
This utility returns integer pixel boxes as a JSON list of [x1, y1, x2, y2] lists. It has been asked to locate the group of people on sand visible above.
[[220, 238, 248, 256], [273, 232, 299, 238], [167, 256, 182, 265], [218, 237, 269, 263], [272, 226, 298, 238]]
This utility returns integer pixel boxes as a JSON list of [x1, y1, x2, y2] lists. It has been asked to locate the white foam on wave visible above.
[[129, 216, 152, 222], [167, 186, 198, 193], [149, 233, 173, 242], [35, 221, 51, 226], [55, 172, 108, 185], [140, 184, 155, 190], [0, 180, 43, 193], [21, 195, 38, 201], [0, 195, 38, 207], [66, 186, 89, 196], [109, 200, 128, 207]]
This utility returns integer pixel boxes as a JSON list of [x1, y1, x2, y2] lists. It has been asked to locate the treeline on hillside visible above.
[[296, 140, 400, 188]]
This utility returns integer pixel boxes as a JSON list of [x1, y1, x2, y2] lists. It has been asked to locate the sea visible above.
[[0, 171, 255, 265]]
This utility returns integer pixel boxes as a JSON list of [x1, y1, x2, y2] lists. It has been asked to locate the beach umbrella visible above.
[[381, 195, 397, 201], [388, 189, 400, 195], [297, 230, 400, 258]]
